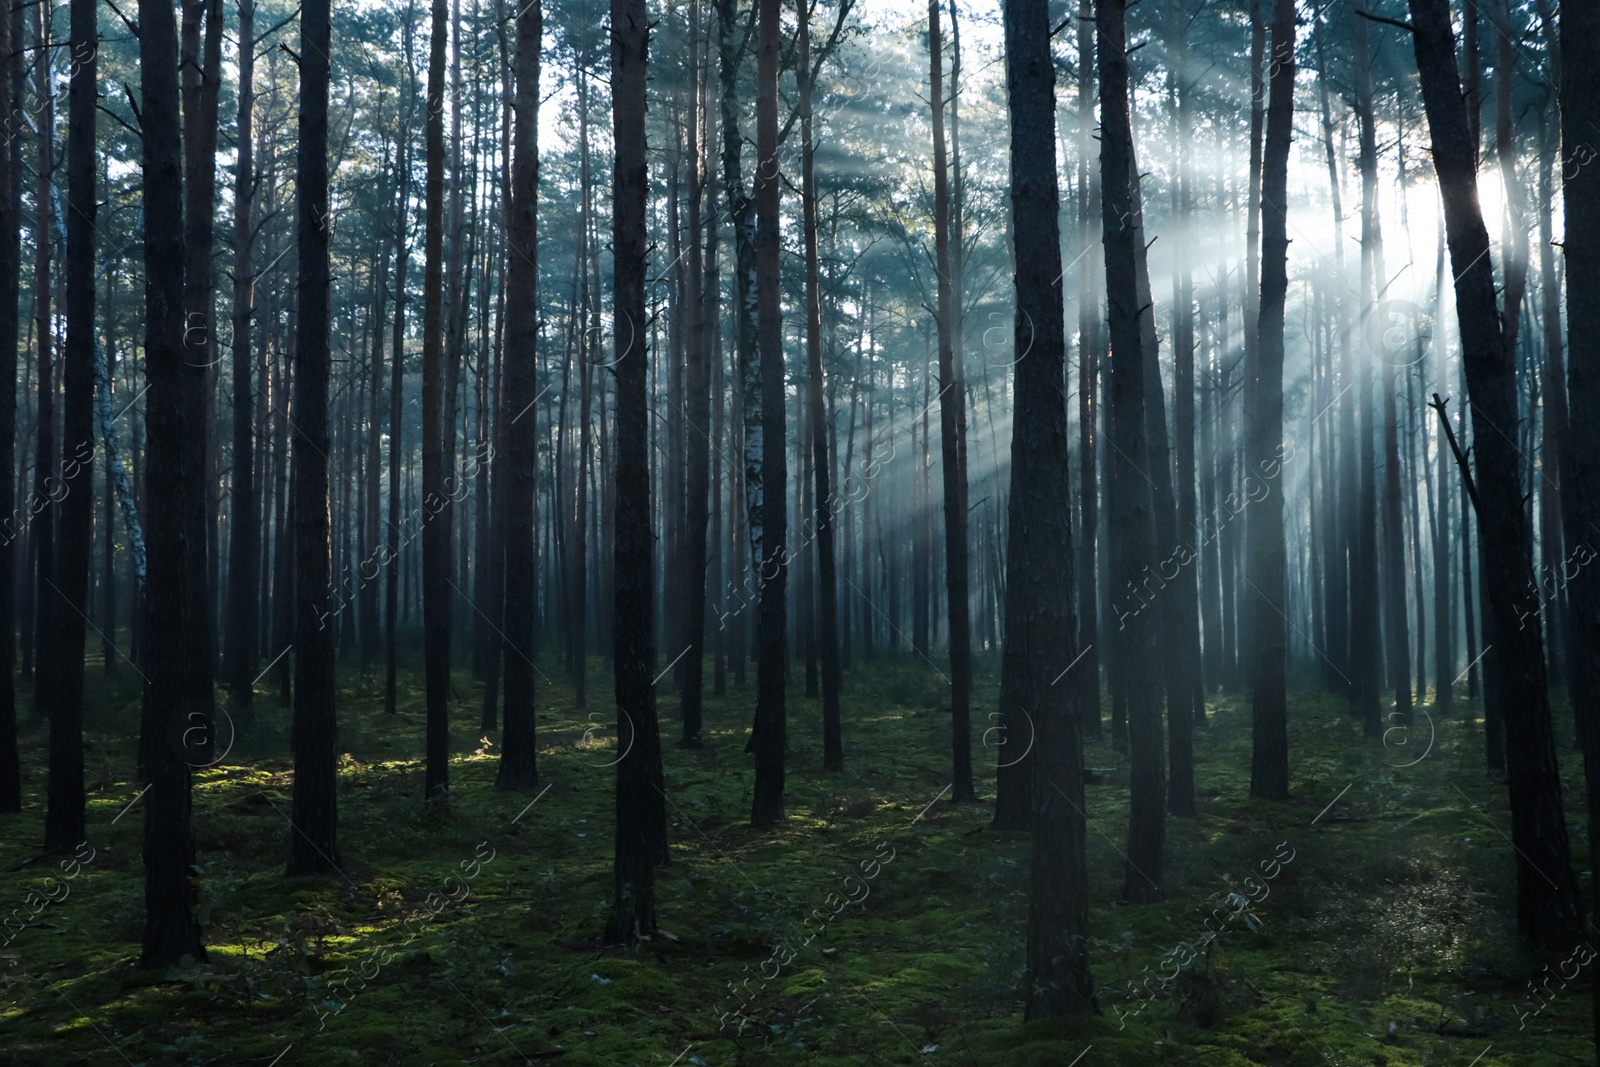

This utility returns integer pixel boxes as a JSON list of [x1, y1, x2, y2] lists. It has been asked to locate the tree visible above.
[[1559, 0, 1600, 1046], [497, 0, 541, 792], [680, 0, 713, 748], [180, 0, 223, 766], [799, 0, 842, 770], [928, 0, 973, 802], [0, 0, 16, 817], [226, 0, 259, 710], [46, 0, 97, 852], [1408, 0, 1583, 949], [606, 0, 666, 943], [749, 0, 788, 828], [1005, 0, 1094, 1019], [138, 0, 207, 967], [286, 0, 340, 878], [423, 0, 453, 802], [1098, 0, 1163, 903], [1247, 0, 1293, 802]]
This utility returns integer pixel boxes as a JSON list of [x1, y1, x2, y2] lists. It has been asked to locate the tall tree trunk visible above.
[[1558, 0, 1600, 1047], [30, 1, 54, 712], [422, 0, 453, 801], [287, 0, 340, 877], [1074, 1, 1101, 742], [180, 0, 222, 763], [1098, 0, 1163, 901], [1006, 0, 1093, 1018], [138, 0, 207, 966], [680, 0, 713, 747], [605, 0, 665, 943], [1409, 0, 1583, 949], [497, 0, 540, 792], [1248, 0, 1294, 802], [797, 0, 841, 770], [226, 0, 258, 709], [46, 0, 96, 851], [928, 0, 970, 800], [386, 27, 414, 716], [749, 0, 788, 828], [0, 0, 16, 815]]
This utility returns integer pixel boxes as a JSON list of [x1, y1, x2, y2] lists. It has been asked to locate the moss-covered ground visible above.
[[0, 646, 1594, 1065]]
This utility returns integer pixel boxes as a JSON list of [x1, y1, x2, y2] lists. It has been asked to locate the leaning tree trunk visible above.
[[1409, 0, 1583, 950], [1006, 0, 1094, 1019], [1247, 0, 1294, 802], [605, 0, 665, 944], [497, 0, 541, 793], [138, 0, 207, 967], [46, 0, 96, 853]]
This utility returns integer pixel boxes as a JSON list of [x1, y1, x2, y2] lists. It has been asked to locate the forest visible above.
[[2, 0, 1600, 1061]]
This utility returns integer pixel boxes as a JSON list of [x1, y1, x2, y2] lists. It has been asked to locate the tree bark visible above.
[[1410, 0, 1583, 949], [46, 0, 97, 852], [749, 0, 788, 828], [606, 0, 665, 943], [287, 0, 340, 877], [497, 0, 541, 793], [1005, 0, 1093, 1018], [138, 0, 207, 966], [423, 0, 453, 801], [227, 0, 258, 710], [1248, 0, 1294, 802], [1098, 0, 1163, 900]]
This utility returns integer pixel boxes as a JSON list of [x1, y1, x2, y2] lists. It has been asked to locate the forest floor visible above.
[[0, 646, 1594, 1066]]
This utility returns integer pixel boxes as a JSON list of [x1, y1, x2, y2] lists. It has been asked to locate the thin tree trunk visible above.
[[927, 0, 971, 801]]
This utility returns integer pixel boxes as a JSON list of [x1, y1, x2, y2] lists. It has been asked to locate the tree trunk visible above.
[[497, 0, 541, 793], [0, 0, 16, 815], [749, 0, 788, 828], [46, 0, 96, 852], [605, 0, 665, 943], [138, 0, 207, 966], [927, 0, 969, 800], [1409, 0, 1583, 949], [1248, 0, 1294, 802], [226, 0, 258, 710], [1558, 0, 1600, 1046], [1006, 0, 1093, 1018], [1098, 0, 1163, 901], [287, 0, 340, 877], [422, 0, 453, 801], [680, 0, 713, 747]]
